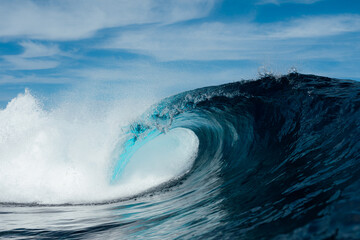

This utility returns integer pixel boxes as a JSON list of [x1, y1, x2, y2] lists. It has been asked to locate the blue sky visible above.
[[0, 0, 359, 107]]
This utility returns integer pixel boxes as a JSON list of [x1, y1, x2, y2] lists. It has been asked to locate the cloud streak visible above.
[[0, 0, 217, 40], [2, 41, 62, 70], [102, 14, 360, 61], [257, 0, 323, 5]]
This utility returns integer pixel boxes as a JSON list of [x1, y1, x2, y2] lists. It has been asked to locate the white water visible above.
[[0, 90, 198, 204]]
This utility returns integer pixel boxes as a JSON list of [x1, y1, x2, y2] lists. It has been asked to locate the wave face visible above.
[[1, 73, 360, 239]]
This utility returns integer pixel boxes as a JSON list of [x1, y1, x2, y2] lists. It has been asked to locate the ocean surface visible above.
[[1, 73, 359, 239]]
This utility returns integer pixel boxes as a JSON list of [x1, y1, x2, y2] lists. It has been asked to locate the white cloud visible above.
[[19, 41, 60, 58], [102, 15, 360, 61], [0, 0, 217, 40], [257, 0, 323, 5], [3, 57, 58, 70], [0, 74, 72, 84], [271, 15, 360, 38], [2, 41, 62, 70]]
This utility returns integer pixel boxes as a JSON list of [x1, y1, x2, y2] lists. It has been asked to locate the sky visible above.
[[0, 0, 359, 107]]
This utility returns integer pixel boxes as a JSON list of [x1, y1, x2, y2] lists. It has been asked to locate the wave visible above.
[[1, 73, 360, 238], [110, 72, 360, 238]]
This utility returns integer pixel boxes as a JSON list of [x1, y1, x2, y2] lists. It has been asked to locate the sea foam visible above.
[[0, 90, 198, 204]]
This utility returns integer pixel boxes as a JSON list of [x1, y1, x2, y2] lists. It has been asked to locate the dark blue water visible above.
[[1, 73, 360, 239]]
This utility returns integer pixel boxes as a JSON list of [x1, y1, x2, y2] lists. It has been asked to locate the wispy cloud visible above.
[[102, 15, 360, 61], [0, 0, 359, 94], [2, 41, 62, 70], [257, 0, 323, 5], [0, 73, 73, 84], [271, 15, 360, 38], [0, 0, 217, 40], [3, 57, 58, 70], [19, 41, 60, 58]]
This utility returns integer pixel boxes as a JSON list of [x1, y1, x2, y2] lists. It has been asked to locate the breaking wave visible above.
[[1, 73, 360, 239]]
